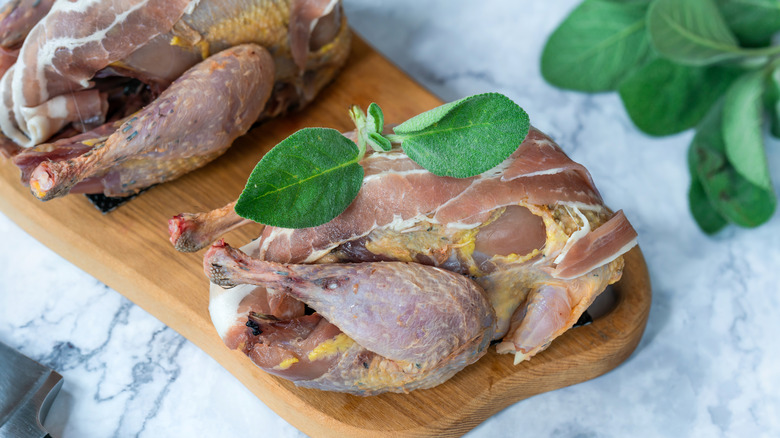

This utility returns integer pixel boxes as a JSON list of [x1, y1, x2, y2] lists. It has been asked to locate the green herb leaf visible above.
[[618, 58, 740, 136], [542, 0, 780, 235], [717, 0, 780, 47], [647, 0, 743, 66], [722, 70, 772, 191], [235, 128, 364, 228], [689, 100, 776, 228], [353, 103, 389, 153], [349, 105, 368, 155], [392, 93, 529, 178], [367, 132, 392, 151], [765, 65, 780, 138], [366, 103, 384, 134], [688, 172, 729, 234], [393, 98, 469, 134], [541, 0, 652, 92]]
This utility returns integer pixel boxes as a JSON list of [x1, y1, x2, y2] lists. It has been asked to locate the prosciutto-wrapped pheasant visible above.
[[0, 0, 350, 199], [174, 113, 638, 394]]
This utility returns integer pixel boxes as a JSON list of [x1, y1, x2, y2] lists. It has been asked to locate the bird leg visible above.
[[28, 44, 275, 200], [169, 201, 254, 252]]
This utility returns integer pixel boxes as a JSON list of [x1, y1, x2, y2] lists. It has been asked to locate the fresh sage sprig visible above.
[[235, 93, 529, 228], [542, 0, 780, 234]]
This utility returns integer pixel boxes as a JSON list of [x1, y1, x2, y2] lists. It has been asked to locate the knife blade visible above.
[[0, 341, 63, 438]]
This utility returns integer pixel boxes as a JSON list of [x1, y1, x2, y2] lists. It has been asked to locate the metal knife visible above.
[[0, 341, 63, 438]]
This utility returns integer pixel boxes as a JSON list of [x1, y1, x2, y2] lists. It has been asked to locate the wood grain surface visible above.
[[0, 37, 652, 437]]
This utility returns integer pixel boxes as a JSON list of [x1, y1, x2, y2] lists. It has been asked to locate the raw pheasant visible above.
[[0, 0, 351, 199], [174, 127, 637, 393]]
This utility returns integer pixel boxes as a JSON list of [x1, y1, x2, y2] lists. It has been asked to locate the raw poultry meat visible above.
[[170, 200, 252, 252], [0, 0, 351, 199], [205, 240, 495, 395], [27, 43, 274, 199], [175, 126, 638, 394]]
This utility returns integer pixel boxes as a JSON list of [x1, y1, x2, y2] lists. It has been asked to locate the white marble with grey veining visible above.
[[2, 1, 780, 436]]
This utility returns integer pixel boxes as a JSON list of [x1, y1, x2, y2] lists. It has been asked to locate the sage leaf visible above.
[[349, 105, 368, 155], [647, 0, 743, 66], [393, 93, 529, 178], [717, 0, 780, 47], [689, 101, 776, 228], [688, 172, 729, 234], [722, 70, 772, 191], [235, 128, 364, 229], [765, 66, 780, 138], [366, 103, 384, 134], [541, 0, 652, 92], [367, 132, 392, 151], [618, 58, 740, 136], [393, 97, 469, 134]]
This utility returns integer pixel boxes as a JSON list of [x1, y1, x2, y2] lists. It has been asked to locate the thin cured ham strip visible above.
[[500, 128, 601, 193], [19, 89, 108, 144], [552, 210, 638, 280], [289, 0, 340, 69], [205, 240, 495, 395], [434, 130, 603, 225]]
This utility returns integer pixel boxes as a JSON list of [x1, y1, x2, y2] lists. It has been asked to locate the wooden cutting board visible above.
[[0, 37, 652, 437]]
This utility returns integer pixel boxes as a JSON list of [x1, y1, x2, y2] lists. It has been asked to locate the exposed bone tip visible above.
[[168, 213, 200, 252], [168, 214, 185, 241], [29, 163, 56, 200]]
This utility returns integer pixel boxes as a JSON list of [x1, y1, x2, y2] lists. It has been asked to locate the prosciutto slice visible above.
[[552, 210, 637, 280]]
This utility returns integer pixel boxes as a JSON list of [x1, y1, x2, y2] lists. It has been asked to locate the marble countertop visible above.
[[2, 1, 780, 436]]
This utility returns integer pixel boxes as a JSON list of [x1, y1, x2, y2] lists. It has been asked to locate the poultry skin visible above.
[[0, 0, 351, 199]]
